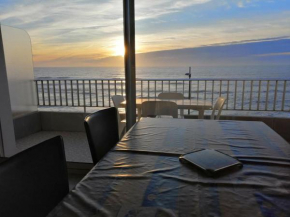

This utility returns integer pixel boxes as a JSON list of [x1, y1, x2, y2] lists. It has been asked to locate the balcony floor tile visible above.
[[16, 131, 92, 163]]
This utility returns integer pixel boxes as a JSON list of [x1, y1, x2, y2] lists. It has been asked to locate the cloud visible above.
[[237, 1, 244, 8], [0, 0, 289, 67], [135, 0, 212, 20], [255, 52, 290, 57], [0, 0, 213, 63], [136, 11, 290, 54]]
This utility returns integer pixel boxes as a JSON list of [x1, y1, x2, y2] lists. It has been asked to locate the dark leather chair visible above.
[[0, 136, 69, 217], [84, 107, 119, 165]]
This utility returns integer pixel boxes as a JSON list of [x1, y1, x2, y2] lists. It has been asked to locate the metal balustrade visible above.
[[35, 78, 290, 112]]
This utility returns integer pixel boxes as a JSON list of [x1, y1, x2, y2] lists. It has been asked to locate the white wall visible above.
[[1, 25, 37, 118], [0, 25, 17, 157], [0, 24, 37, 157]]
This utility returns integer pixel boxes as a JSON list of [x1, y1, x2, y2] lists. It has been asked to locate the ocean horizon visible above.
[[35, 65, 290, 80]]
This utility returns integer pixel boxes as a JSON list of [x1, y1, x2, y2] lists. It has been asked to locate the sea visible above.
[[35, 65, 290, 80], [35, 65, 290, 117]]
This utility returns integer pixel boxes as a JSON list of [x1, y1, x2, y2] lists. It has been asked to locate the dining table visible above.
[[48, 118, 290, 217], [119, 98, 212, 120]]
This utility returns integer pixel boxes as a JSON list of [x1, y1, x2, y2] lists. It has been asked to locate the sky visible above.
[[0, 0, 289, 67]]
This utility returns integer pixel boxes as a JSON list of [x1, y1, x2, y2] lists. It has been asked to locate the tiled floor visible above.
[[16, 131, 93, 163]]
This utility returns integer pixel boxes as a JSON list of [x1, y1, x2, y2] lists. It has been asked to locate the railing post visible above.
[[35, 81, 40, 106], [188, 80, 191, 99], [123, 0, 136, 130], [188, 67, 191, 99]]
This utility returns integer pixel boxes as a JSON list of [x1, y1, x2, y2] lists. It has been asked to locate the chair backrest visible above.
[[141, 101, 178, 118], [112, 95, 125, 108], [211, 97, 226, 120], [84, 107, 119, 165], [158, 92, 184, 99], [0, 136, 69, 217]]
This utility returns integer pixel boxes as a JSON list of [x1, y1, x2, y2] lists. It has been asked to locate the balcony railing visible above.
[[34, 78, 290, 112]]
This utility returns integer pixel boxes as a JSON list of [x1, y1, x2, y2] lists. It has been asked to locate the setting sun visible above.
[[114, 43, 125, 56]]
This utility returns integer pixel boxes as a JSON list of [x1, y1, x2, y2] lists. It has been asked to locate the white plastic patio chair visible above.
[[158, 92, 184, 117], [211, 97, 226, 120], [112, 95, 126, 119], [112, 95, 126, 137], [141, 101, 178, 118]]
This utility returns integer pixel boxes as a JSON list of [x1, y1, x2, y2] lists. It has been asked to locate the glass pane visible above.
[[0, 1, 125, 113], [135, 0, 290, 116]]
